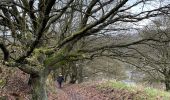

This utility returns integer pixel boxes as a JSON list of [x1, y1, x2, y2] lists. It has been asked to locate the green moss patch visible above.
[[0, 79, 6, 88]]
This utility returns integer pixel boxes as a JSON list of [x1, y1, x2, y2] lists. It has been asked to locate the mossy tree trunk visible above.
[[27, 42, 76, 99], [69, 63, 78, 84], [31, 76, 47, 100], [77, 65, 83, 83], [165, 75, 170, 91], [165, 81, 170, 91], [29, 69, 49, 100]]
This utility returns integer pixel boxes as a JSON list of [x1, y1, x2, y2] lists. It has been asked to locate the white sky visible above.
[[126, 0, 170, 27]]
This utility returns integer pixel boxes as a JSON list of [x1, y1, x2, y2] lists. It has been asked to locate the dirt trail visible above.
[[54, 83, 136, 100], [54, 84, 110, 100], [52, 85, 88, 100], [51, 88, 69, 100]]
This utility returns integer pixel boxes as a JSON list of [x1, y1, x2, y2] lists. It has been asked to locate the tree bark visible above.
[[29, 73, 48, 100], [69, 74, 77, 84], [165, 75, 170, 91], [78, 65, 83, 83], [69, 64, 78, 84], [165, 81, 170, 91]]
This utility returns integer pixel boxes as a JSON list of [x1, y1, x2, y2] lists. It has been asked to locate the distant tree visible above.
[[0, 0, 169, 99], [139, 16, 170, 91], [113, 16, 170, 91], [81, 57, 127, 81]]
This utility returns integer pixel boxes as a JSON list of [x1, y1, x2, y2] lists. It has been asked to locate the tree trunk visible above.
[[78, 65, 83, 83], [165, 81, 170, 91], [165, 76, 170, 91], [69, 74, 77, 84], [29, 73, 48, 100], [69, 64, 77, 84]]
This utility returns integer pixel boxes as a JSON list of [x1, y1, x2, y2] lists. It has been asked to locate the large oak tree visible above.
[[0, 0, 169, 99]]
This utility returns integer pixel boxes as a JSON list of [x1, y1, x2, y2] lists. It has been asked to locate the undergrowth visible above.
[[97, 81, 170, 100]]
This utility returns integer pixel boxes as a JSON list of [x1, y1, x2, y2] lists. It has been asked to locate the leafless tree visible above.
[[108, 16, 170, 91], [0, 0, 170, 99]]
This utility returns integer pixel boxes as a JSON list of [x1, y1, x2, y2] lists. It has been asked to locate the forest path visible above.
[[53, 83, 111, 100], [52, 82, 137, 100]]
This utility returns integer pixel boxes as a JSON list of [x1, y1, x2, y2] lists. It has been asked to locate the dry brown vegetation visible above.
[[1, 66, 170, 100]]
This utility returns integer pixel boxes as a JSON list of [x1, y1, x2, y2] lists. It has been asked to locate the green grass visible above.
[[97, 81, 170, 100], [144, 87, 170, 100]]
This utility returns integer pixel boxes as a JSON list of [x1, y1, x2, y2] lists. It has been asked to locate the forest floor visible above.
[[1, 67, 170, 100], [49, 81, 170, 100], [0, 81, 132, 100], [0, 66, 128, 100], [51, 83, 113, 100], [48, 82, 141, 100], [0, 77, 138, 100]]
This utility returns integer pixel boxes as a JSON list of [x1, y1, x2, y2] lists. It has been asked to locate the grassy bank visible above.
[[97, 81, 170, 100]]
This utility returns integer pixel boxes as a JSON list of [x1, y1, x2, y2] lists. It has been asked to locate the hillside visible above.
[[1, 67, 170, 100]]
